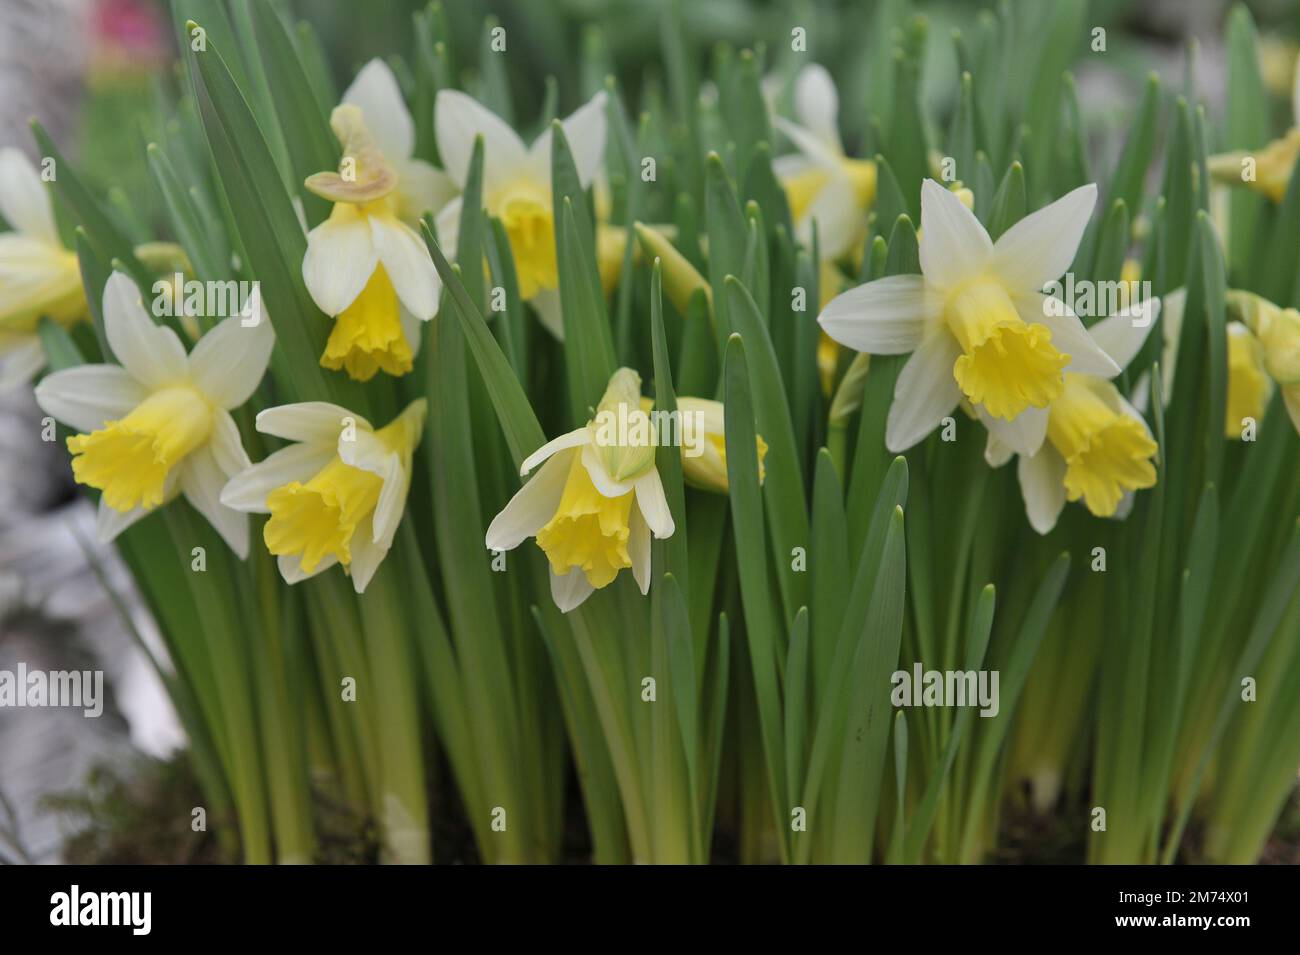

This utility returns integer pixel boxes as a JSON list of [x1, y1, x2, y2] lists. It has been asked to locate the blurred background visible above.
[[1, 0, 1297, 863]]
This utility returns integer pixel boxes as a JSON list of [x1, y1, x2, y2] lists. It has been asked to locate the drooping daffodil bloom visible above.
[[984, 299, 1162, 533], [0, 148, 87, 388], [1208, 57, 1300, 202], [771, 63, 877, 262], [34, 271, 273, 554], [819, 179, 1120, 456], [676, 396, 768, 495], [485, 368, 674, 612], [220, 398, 426, 594], [1224, 321, 1274, 439], [302, 60, 449, 382], [1226, 289, 1300, 434], [434, 88, 608, 339]]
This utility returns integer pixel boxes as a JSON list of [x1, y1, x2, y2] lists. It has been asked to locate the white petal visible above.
[[0, 338, 46, 390], [302, 206, 377, 316], [772, 116, 842, 169], [34, 363, 147, 432], [531, 286, 565, 340], [794, 63, 841, 153], [979, 404, 1048, 457], [773, 153, 815, 180], [209, 408, 252, 479], [181, 445, 249, 559], [278, 552, 337, 585], [1018, 447, 1067, 535], [97, 496, 152, 543], [348, 515, 386, 594], [799, 173, 862, 260], [991, 183, 1097, 292], [984, 432, 1015, 468], [335, 428, 407, 545], [818, 274, 935, 355], [633, 468, 674, 538], [433, 195, 462, 261], [486, 448, 575, 551], [221, 443, 333, 513], [530, 91, 608, 188], [919, 178, 993, 290], [395, 158, 460, 221], [187, 308, 275, 408], [885, 332, 963, 453], [370, 215, 440, 320], [550, 567, 594, 613], [581, 442, 636, 497], [341, 59, 414, 160], [1084, 298, 1161, 374], [103, 271, 189, 387], [520, 427, 587, 475], [1113, 491, 1136, 522], [0, 148, 59, 245], [256, 401, 368, 444], [629, 504, 651, 595], [1015, 293, 1119, 377], [435, 89, 529, 192]]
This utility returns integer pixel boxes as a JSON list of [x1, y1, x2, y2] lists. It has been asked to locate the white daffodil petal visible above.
[[919, 178, 993, 290], [1015, 293, 1119, 378], [629, 504, 651, 595], [188, 312, 275, 409], [209, 408, 252, 479], [773, 116, 842, 169], [434, 89, 529, 191], [302, 207, 377, 316], [980, 404, 1048, 457], [348, 515, 386, 594], [256, 401, 366, 444], [794, 63, 842, 153], [520, 427, 587, 475], [103, 272, 189, 387], [0, 148, 59, 245], [992, 183, 1097, 292], [371, 462, 408, 548], [0, 338, 46, 390], [818, 273, 934, 355], [97, 496, 152, 543], [581, 442, 635, 498], [278, 552, 337, 585], [773, 153, 814, 180], [1018, 447, 1068, 535], [984, 432, 1015, 468], [34, 364, 147, 432], [531, 91, 608, 188], [487, 448, 575, 551], [633, 468, 674, 539], [1085, 298, 1162, 374], [220, 443, 334, 513], [370, 215, 440, 320], [1114, 490, 1136, 522], [182, 445, 249, 559], [341, 58, 414, 160], [800, 173, 861, 260], [885, 332, 963, 453], [531, 287, 565, 340], [433, 195, 462, 260], [396, 158, 460, 221], [550, 567, 595, 614]]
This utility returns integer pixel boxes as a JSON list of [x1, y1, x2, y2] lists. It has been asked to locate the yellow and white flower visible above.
[[485, 368, 673, 612], [434, 88, 607, 338], [985, 300, 1162, 533], [34, 271, 273, 554], [771, 64, 877, 261], [677, 396, 767, 495], [1208, 57, 1300, 202], [0, 148, 86, 388], [302, 60, 450, 382], [818, 179, 1119, 455], [220, 398, 426, 594], [1225, 289, 1300, 435]]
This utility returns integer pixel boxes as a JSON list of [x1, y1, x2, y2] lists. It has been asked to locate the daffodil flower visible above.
[[771, 63, 877, 261], [302, 60, 449, 382], [677, 397, 767, 495], [220, 398, 426, 594], [34, 271, 273, 554], [485, 368, 673, 612], [1225, 289, 1300, 434], [819, 179, 1119, 455], [434, 88, 607, 338], [985, 300, 1162, 533], [1209, 57, 1300, 202], [0, 148, 86, 388]]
